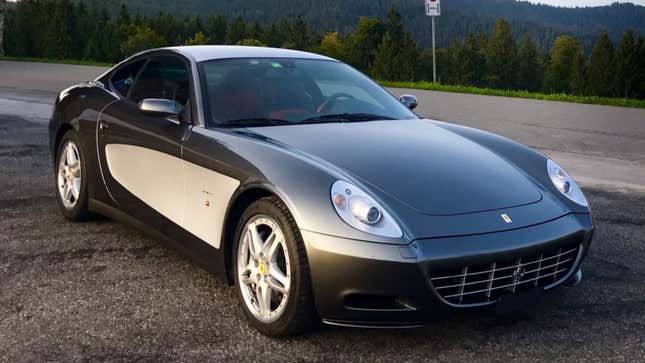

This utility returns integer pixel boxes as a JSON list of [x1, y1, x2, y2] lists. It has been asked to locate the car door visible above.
[[97, 54, 193, 234]]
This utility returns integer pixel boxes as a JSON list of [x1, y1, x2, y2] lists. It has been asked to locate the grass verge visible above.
[[381, 81, 645, 109]]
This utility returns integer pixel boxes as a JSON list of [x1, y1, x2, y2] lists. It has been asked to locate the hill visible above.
[[87, 0, 645, 51]]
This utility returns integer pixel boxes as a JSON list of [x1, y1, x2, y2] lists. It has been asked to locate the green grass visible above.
[[0, 56, 112, 67], [380, 81, 645, 109]]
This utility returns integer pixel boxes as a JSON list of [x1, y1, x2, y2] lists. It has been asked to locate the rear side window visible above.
[[128, 56, 191, 107], [110, 60, 146, 98]]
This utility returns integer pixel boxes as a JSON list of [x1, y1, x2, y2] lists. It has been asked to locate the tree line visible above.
[[3, 0, 645, 99], [78, 0, 645, 53]]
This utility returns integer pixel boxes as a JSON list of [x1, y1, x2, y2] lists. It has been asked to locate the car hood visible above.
[[248, 119, 542, 216]]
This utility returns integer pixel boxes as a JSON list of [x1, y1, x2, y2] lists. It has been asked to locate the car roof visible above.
[[166, 45, 336, 62]]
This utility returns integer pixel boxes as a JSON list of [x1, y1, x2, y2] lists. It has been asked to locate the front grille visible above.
[[429, 244, 581, 306]]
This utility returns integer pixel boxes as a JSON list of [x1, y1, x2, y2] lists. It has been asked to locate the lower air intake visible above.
[[429, 243, 581, 306]]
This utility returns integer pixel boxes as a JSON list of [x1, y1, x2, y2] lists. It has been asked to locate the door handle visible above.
[[99, 121, 109, 130]]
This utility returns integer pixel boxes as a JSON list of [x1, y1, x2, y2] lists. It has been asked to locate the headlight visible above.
[[547, 159, 588, 207], [331, 180, 403, 238]]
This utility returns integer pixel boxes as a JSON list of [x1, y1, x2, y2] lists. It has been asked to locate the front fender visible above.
[[187, 127, 411, 245]]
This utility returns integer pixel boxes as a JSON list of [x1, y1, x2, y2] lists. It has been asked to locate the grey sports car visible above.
[[49, 46, 593, 337]]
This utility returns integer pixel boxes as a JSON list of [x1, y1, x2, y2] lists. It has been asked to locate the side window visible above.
[[110, 60, 147, 98], [129, 56, 191, 108]]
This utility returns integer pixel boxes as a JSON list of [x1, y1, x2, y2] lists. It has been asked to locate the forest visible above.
[[2, 0, 645, 99], [79, 0, 645, 52]]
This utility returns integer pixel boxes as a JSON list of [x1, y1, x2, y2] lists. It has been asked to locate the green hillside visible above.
[[88, 0, 645, 51]]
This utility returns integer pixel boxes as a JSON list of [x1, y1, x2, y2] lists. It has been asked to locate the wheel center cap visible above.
[[258, 262, 267, 275]]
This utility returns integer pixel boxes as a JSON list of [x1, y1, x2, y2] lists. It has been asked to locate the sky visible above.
[[528, 0, 645, 6]]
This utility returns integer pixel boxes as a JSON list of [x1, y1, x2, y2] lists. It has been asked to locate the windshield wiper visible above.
[[300, 113, 396, 124], [220, 118, 293, 127]]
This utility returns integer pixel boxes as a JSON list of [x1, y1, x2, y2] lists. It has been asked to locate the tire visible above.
[[232, 196, 318, 337], [54, 130, 90, 221]]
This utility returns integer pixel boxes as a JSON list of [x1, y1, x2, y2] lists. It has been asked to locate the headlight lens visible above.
[[331, 180, 402, 238], [547, 159, 588, 207]]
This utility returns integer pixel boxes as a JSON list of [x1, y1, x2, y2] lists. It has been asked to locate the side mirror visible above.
[[399, 94, 418, 110], [138, 98, 184, 120]]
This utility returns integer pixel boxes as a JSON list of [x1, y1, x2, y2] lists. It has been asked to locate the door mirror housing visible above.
[[138, 98, 184, 119], [399, 94, 418, 110]]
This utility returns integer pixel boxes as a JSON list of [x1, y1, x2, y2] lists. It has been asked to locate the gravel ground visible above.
[[1, 113, 645, 362], [1, 60, 645, 361]]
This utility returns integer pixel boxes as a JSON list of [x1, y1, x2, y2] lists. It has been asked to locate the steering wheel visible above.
[[316, 93, 355, 113]]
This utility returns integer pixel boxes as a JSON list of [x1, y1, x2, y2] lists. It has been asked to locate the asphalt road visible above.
[[1, 61, 645, 362]]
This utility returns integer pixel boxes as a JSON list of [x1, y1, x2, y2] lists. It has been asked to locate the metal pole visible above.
[[432, 16, 437, 83]]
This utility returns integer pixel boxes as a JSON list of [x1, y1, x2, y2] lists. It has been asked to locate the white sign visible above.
[[425, 0, 441, 16]]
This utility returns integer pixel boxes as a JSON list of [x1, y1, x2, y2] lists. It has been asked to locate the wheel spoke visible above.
[[69, 161, 80, 174], [247, 223, 263, 258], [268, 264, 289, 291], [241, 274, 254, 286], [71, 178, 81, 199], [267, 276, 287, 294], [240, 262, 254, 285], [261, 232, 278, 258], [58, 172, 65, 188], [257, 284, 272, 317], [66, 144, 76, 165], [64, 183, 73, 202]]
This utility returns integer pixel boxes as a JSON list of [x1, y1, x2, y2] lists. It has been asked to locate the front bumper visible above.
[[303, 213, 594, 328]]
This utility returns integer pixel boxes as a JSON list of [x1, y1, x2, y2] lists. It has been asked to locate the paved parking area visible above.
[[1, 61, 644, 361]]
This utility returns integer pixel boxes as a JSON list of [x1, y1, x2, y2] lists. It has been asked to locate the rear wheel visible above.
[[55, 130, 89, 221], [233, 196, 318, 337]]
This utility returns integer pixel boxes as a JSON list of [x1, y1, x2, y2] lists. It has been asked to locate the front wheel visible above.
[[233, 196, 318, 337], [55, 130, 90, 221]]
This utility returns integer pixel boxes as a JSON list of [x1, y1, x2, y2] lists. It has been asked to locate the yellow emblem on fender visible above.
[[501, 213, 512, 224]]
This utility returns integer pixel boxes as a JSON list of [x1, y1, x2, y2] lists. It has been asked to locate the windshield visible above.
[[200, 58, 418, 127]]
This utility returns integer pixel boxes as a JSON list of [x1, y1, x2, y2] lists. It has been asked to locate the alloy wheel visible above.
[[57, 141, 82, 209], [237, 215, 291, 323]]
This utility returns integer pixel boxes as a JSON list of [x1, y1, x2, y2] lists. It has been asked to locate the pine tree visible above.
[[291, 16, 314, 50], [265, 23, 282, 48], [206, 14, 227, 45], [246, 20, 264, 44], [637, 37, 645, 99], [569, 51, 586, 95], [371, 6, 419, 81], [276, 18, 292, 48], [371, 32, 396, 80], [185, 31, 209, 46], [184, 16, 204, 42], [317, 32, 345, 61], [117, 4, 131, 27], [121, 25, 165, 57], [0, 0, 6, 56], [485, 18, 518, 90], [614, 30, 639, 98], [517, 34, 541, 92], [44, 0, 76, 59], [343, 17, 385, 73], [544, 35, 584, 94], [226, 16, 246, 45], [420, 48, 439, 83], [585, 31, 614, 97], [452, 33, 486, 87]]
